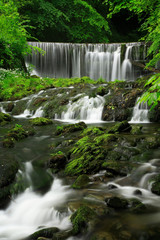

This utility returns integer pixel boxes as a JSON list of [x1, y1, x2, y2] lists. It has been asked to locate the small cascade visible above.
[[26, 42, 148, 81], [130, 97, 149, 123], [0, 173, 73, 240], [0, 104, 6, 113], [56, 95, 105, 123], [107, 159, 160, 207]]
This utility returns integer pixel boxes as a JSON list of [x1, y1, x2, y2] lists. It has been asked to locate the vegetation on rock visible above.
[[30, 117, 53, 126]]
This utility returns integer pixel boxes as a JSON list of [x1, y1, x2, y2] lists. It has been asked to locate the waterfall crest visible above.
[[26, 42, 147, 81]]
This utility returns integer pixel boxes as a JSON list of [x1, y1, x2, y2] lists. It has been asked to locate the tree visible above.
[[0, 0, 31, 69], [15, 0, 111, 43]]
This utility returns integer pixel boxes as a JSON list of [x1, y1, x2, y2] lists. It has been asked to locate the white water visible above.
[[55, 95, 105, 123], [26, 42, 147, 81], [130, 97, 149, 123], [107, 159, 160, 207], [0, 163, 73, 240]]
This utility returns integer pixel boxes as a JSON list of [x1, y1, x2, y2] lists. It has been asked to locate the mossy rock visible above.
[[72, 174, 90, 189], [129, 199, 146, 214], [55, 122, 87, 135], [108, 121, 131, 134], [47, 151, 67, 171], [30, 117, 53, 126], [151, 174, 160, 195], [2, 137, 15, 148], [25, 227, 59, 240], [0, 112, 12, 125], [131, 125, 143, 135], [71, 205, 96, 235], [3, 124, 35, 148], [106, 197, 128, 209]]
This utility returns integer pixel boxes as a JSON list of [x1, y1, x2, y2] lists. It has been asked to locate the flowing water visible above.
[[26, 42, 148, 81], [130, 97, 149, 123]]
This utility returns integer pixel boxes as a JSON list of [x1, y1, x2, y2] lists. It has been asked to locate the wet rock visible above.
[[6, 102, 14, 112], [47, 151, 67, 172], [131, 125, 142, 135], [129, 199, 146, 213], [142, 136, 160, 149], [71, 205, 96, 235], [25, 227, 59, 240], [107, 183, 118, 190], [30, 117, 53, 126], [108, 121, 131, 134], [72, 174, 90, 189], [106, 197, 128, 209], [151, 174, 160, 195], [33, 98, 47, 106], [55, 122, 87, 135], [133, 189, 142, 196], [0, 157, 19, 208], [3, 124, 35, 148], [0, 112, 12, 125]]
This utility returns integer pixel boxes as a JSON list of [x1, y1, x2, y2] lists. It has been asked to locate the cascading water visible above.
[[107, 159, 160, 207], [55, 94, 105, 123], [26, 42, 147, 81], [0, 162, 73, 240], [130, 97, 149, 123]]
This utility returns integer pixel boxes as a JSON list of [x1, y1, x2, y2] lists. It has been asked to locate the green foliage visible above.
[[139, 74, 160, 109], [105, 0, 160, 68], [15, 0, 110, 43], [0, 0, 32, 69], [0, 70, 102, 101]]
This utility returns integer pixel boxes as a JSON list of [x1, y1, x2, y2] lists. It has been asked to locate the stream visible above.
[[1, 118, 160, 239]]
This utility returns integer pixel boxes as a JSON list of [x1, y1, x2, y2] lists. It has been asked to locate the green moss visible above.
[[55, 122, 87, 135], [0, 112, 12, 125], [72, 174, 90, 189], [3, 124, 35, 148], [108, 121, 131, 133], [30, 117, 53, 126], [71, 205, 96, 235]]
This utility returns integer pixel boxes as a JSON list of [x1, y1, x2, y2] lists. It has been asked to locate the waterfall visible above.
[[55, 95, 105, 123], [0, 162, 73, 240], [130, 97, 149, 123], [26, 42, 147, 81]]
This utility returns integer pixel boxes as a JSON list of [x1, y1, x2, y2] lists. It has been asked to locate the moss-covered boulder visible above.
[[151, 174, 160, 195], [55, 122, 87, 135], [0, 157, 19, 208], [3, 124, 35, 148], [25, 227, 59, 240], [72, 174, 90, 189], [71, 205, 96, 235], [131, 125, 143, 135], [30, 117, 53, 126], [129, 199, 146, 214], [108, 121, 131, 134], [0, 112, 12, 125], [47, 151, 67, 172]]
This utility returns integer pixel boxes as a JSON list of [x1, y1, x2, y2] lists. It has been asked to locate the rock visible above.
[[106, 197, 128, 209], [107, 184, 118, 190], [131, 125, 142, 135], [133, 189, 142, 196], [129, 199, 146, 213], [151, 174, 160, 195], [30, 117, 53, 126], [47, 151, 67, 171], [25, 227, 59, 240], [72, 174, 90, 189], [55, 122, 87, 135], [0, 112, 12, 125], [108, 121, 131, 134], [71, 205, 96, 235], [3, 137, 15, 148], [0, 157, 19, 208]]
